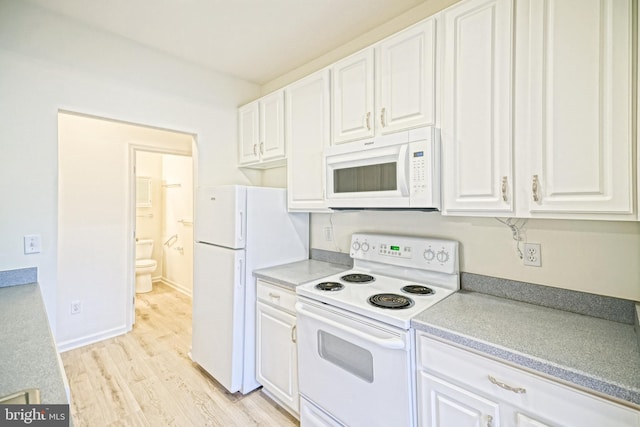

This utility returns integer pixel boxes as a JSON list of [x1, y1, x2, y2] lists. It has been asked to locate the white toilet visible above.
[[135, 239, 157, 293]]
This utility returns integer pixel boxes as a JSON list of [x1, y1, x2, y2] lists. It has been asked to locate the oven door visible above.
[[295, 297, 415, 427]]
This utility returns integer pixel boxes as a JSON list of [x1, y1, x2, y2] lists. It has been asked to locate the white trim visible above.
[[57, 325, 129, 353], [158, 278, 192, 298]]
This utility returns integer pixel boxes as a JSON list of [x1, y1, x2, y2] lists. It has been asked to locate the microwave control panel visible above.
[[410, 147, 427, 195], [409, 139, 433, 200]]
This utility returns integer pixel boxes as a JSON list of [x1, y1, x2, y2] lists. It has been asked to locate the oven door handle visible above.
[[296, 303, 406, 350]]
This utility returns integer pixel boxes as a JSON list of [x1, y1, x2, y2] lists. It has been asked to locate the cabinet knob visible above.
[[380, 107, 387, 128], [501, 176, 508, 202], [260, 142, 264, 155], [487, 414, 493, 427], [532, 175, 540, 202], [291, 325, 297, 343], [253, 144, 257, 156], [366, 112, 371, 130]]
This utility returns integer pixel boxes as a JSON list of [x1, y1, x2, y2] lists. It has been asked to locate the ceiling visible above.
[[25, 0, 428, 85]]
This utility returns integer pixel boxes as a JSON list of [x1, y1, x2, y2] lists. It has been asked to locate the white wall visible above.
[[162, 154, 194, 295], [0, 0, 260, 343]]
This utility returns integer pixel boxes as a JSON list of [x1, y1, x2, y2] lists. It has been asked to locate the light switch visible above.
[[24, 234, 42, 254]]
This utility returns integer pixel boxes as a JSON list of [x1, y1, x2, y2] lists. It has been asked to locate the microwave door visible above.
[[326, 143, 411, 207]]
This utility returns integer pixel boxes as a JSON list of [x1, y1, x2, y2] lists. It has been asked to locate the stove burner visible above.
[[315, 282, 344, 291], [402, 285, 435, 295], [341, 273, 375, 283], [368, 293, 414, 310]]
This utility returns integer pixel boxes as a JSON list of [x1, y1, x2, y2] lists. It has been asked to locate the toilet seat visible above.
[[136, 259, 157, 269]]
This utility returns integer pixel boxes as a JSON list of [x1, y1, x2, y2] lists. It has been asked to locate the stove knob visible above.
[[423, 249, 435, 261], [436, 250, 449, 263], [361, 242, 370, 252], [352, 241, 361, 251]]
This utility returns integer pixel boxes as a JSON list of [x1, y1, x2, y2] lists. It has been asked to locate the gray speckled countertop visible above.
[[0, 283, 69, 404], [253, 259, 350, 290], [412, 291, 640, 407]]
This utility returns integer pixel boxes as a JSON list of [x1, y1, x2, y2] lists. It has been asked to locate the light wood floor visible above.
[[61, 282, 299, 427]]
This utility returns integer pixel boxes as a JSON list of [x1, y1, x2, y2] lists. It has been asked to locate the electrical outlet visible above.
[[324, 226, 334, 241], [70, 301, 81, 315], [523, 243, 542, 267]]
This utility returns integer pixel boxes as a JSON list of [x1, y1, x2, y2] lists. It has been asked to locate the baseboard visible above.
[[57, 324, 129, 353], [158, 278, 192, 297]]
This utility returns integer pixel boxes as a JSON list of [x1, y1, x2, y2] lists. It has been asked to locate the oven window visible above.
[[318, 330, 374, 383], [333, 162, 397, 193]]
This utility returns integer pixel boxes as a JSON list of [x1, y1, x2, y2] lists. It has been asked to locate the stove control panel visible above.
[[350, 233, 459, 274]]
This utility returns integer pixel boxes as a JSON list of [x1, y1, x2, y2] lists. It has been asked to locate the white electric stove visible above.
[[296, 233, 460, 427], [296, 232, 460, 329]]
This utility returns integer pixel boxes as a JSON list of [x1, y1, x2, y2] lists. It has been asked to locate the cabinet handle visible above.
[[253, 144, 257, 155], [366, 112, 371, 130], [291, 325, 297, 343], [268, 292, 280, 300], [501, 176, 508, 202], [488, 375, 526, 394], [486, 414, 493, 427], [259, 142, 264, 155], [380, 107, 386, 128], [532, 174, 540, 202]]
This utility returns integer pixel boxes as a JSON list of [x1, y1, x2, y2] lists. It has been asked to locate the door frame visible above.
[[127, 142, 195, 329]]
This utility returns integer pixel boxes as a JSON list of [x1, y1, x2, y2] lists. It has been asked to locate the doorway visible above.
[[57, 111, 196, 350], [133, 149, 194, 306]]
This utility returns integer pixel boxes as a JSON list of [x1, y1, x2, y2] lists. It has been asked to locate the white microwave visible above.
[[325, 127, 441, 210]]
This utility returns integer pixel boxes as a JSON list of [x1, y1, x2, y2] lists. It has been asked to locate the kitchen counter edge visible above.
[[253, 259, 350, 290], [0, 283, 69, 405], [412, 291, 640, 409]]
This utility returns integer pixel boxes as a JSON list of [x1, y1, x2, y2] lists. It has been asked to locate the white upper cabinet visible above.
[[331, 18, 436, 145], [331, 49, 375, 144], [286, 69, 331, 212], [377, 18, 436, 135], [440, 0, 515, 215], [517, 0, 634, 219], [441, 0, 635, 220], [238, 101, 260, 165], [238, 90, 286, 168]]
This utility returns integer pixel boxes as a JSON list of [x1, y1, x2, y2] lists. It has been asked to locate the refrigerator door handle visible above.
[[238, 259, 244, 288], [239, 211, 244, 241]]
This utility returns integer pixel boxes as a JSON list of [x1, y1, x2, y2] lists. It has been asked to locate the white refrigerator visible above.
[[192, 185, 309, 394]]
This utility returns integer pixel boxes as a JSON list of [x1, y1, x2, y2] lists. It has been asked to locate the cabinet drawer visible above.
[[257, 280, 296, 314], [416, 333, 639, 427]]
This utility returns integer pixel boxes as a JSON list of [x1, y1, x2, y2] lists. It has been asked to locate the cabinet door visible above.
[[256, 301, 298, 414], [520, 0, 633, 217], [417, 371, 499, 427], [331, 49, 375, 144], [441, 0, 514, 215], [260, 91, 286, 162], [286, 69, 331, 212], [377, 18, 436, 135], [238, 101, 260, 165]]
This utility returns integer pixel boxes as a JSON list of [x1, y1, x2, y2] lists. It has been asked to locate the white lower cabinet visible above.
[[256, 280, 299, 416], [419, 370, 500, 427], [416, 332, 640, 427]]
